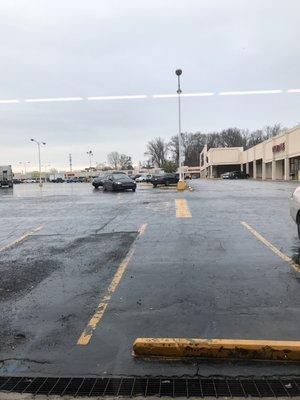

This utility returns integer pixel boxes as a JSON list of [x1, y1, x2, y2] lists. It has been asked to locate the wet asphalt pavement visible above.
[[0, 180, 300, 377]]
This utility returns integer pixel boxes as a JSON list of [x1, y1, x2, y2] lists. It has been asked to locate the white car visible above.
[[290, 186, 300, 238], [135, 175, 148, 182]]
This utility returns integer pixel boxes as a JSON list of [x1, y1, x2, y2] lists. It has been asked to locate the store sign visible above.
[[187, 166, 201, 172], [272, 142, 285, 153]]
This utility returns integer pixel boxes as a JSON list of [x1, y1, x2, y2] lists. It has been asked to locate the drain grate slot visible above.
[[0, 376, 300, 397]]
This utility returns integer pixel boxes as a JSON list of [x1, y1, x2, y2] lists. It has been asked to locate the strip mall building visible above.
[[200, 125, 300, 180]]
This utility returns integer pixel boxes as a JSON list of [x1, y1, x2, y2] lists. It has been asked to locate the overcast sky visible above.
[[1, 0, 300, 171]]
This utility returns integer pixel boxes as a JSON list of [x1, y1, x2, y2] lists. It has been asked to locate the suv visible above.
[[150, 173, 179, 187]]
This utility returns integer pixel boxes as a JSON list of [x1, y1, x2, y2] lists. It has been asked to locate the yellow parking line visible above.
[[241, 221, 300, 273], [0, 225, 43, 252], [175, 199, 191, 218], [77, 223, 148, 346], [138, 223, 147, 236]]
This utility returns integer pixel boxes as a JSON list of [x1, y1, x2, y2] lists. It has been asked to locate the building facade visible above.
[[200, 125, 300, 180]]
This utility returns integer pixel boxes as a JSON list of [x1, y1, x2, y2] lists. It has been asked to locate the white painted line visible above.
[[0, 99, 20, 104], [219, 90, 283, 96], [1, 88, 300, 105], [0, 225, 43, 252], [152, 92, 214, 98], [87, 95, 148, 100], [25, 97, 83, 103]]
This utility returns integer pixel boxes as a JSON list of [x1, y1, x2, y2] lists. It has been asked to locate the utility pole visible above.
[[175, 69, 186, 191], [86, 150, 93, 169], [30, 139, 46, 187], [69, 153, 72, 172], [19, 161, 30, 177]]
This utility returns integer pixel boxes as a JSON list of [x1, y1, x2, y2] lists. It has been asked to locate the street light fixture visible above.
[[86, 150, 93, 169], [175, 69, 186, 191], [30, 139, 46, 187]]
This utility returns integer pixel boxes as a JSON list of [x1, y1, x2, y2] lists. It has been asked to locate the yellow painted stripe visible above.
[[138, 223, 148, 236], [77, 223, 148, 346], [0, 225, 43, 252], [133, 338, 300, 361], [175, 199, 191, 218], [241, 221, 300, 273]]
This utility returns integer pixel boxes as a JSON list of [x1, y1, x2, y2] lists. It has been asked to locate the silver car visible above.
[[290, 186, 300, 238]]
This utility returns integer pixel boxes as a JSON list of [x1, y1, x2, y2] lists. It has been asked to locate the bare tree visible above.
[[107, 151, 120, 170], [169, 133, 206, 166], [218, 128, 247, 148], [244, 123, 286, 149], [145, 137, 169, 167], [119, 154, 133, 170], [264, 123, 283, 138], [142, 159, 153, 169]]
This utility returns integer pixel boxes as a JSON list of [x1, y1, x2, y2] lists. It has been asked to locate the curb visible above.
[[133, 338, 300, 361]]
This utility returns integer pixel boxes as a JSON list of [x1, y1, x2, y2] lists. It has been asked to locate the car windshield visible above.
[[113, 173, 129, 180], [1, 0, 300, 395]]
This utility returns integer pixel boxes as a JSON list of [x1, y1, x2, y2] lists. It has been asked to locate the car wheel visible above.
[[165, 181, 169, 186], [153, 184, 157, 188], [103, 184, 107, 191], [132, 188, 136, 192]]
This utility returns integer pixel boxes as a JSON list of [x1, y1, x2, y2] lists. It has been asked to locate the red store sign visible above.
[[272, 142, 285, 153]]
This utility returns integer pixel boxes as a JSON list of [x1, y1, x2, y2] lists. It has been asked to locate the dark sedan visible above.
[[93, 172, 129, 189], [150, 173, 179, 187], [103, 173, 136, 192]]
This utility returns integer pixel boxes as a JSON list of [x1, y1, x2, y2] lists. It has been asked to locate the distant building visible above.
[[200, 125, 300, 180]]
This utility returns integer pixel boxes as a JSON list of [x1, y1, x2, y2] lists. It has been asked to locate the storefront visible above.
[[200, 125, 300, 180]]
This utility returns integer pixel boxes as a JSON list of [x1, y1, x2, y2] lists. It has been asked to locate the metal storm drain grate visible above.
[[0, 376, 300, 397]]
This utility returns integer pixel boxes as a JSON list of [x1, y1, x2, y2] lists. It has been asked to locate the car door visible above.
[[167, 173, 175, 184], [104, 174, 112, 190]]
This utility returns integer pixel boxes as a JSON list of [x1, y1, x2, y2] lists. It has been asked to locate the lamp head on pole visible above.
[[175, 69, 182, 76]]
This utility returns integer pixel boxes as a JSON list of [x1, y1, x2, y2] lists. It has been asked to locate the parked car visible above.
[[66, 177, 81, 183], [221, 171, 249, 179], [150, 173, 179, 187], [290, 187, 300, 238], [24, 179, 37, 183], [103, 173, 136, 192], [131, 174, 141, 181], [93, 172, 128, 189], [53, 177, 65, 183], [135, 175, 148, 182]]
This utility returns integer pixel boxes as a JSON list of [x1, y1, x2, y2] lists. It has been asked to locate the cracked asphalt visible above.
[[0, 180, 300, 377]]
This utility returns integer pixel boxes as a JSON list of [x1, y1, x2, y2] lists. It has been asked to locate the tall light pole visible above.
[[87, 150, 93, 169], [19, 161, 30, 177], [175, 69, 186, 190], [30, 139, 46, 187]]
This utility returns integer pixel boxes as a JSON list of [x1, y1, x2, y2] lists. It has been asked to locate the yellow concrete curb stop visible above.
[[133, 338, 300, 361], [177, 181, 187, 191]]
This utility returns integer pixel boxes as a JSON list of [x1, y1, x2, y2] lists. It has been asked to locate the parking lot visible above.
[[0, 179, 300, 378]]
